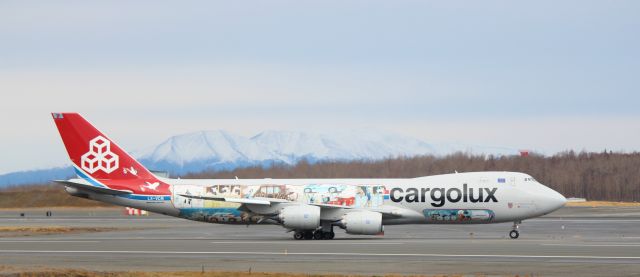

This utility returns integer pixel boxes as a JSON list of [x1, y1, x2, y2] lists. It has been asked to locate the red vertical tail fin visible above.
[[51, 113, 169, 195]]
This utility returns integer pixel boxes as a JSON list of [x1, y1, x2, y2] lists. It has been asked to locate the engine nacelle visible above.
[[278, 205, 321, 230], [341, 211, 383, 235]]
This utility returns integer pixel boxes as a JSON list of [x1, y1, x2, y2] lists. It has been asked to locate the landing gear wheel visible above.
[[313, 231, 323, 240], [323, 231, 335, 240], [293, 232, 304, 240], [509, 221, 521, 239], [303, 231, 314, 240]]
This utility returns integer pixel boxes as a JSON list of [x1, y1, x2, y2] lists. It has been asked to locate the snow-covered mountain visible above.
[[133, 130, 443, 174], [0, 130, 518, 187], [251, 130, 439, 161], [134, 130, 282, 172]]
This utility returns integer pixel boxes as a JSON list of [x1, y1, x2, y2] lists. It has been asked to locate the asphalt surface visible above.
[[1, 206, 640, 276]]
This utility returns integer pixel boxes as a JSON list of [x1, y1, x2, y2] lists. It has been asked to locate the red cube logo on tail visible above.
[[80, 136, 119, 174]]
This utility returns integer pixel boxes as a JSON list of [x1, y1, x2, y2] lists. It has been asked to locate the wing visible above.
[[178, 194, 289, 206], [177, 194, 417, 219]]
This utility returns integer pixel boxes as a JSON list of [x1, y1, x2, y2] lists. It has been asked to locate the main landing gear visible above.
[[509, 221, 521, 239], [293, 230, 335, 240]]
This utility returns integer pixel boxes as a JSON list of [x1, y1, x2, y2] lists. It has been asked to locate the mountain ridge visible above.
[[0, 130, 518, 187]]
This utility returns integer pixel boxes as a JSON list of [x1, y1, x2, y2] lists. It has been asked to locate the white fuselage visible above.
[[84, 171, 566, 225]]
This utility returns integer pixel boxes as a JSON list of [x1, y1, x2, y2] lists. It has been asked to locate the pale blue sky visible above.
[[0, 1, 639, 173]]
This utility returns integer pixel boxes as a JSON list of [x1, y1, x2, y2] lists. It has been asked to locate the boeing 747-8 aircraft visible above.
[[52, 113, 566, 240]]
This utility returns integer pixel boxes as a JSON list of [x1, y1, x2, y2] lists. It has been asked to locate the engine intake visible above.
[[341, 211, 383, 235], [278, 205, 320, 230]]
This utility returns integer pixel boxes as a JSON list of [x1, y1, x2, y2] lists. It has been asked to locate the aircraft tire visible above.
[[313, 231, 323, 240], [293, 232, 304, 240], [323, 231, 335, 240], [509, 230, 519, 239], [303, 231, 314, 240]]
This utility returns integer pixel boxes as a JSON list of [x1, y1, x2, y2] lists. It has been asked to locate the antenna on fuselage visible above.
[[235, 176, 239, 180]]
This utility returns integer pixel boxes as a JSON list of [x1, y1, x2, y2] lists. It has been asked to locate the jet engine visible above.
[[278, 205, 321, 230], [341, 211, 383, 235]]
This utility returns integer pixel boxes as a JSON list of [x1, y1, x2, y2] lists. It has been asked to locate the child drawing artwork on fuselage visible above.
[[370, 186, 383, 207], [354, 187, 368, 208], [242, 187, 254, 199]]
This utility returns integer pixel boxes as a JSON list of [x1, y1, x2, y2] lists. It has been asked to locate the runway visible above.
[[1, 207, 640, 276]]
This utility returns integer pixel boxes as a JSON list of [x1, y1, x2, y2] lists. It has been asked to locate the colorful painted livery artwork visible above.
[[302, 184, 386, 208], [177, 208, 247, 224], [423, 209, 495, 223], [171, 183, 388, 223], [173, 184, 387, 207]]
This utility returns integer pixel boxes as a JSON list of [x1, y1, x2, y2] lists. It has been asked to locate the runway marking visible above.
[[428, 226, 463, 232], [542, 243, 640, 247], [209, 241, 402, 245], [1, 250, 639, 260], [533, 219, 640, 223]]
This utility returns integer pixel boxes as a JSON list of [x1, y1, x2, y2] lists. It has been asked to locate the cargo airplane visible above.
[[52, 113, 567, 240]]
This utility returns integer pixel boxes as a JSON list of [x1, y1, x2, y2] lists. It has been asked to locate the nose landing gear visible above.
[[509, 221, 521, 239]]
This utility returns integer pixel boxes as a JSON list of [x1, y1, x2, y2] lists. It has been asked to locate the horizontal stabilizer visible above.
[[54, 180, 132, 195]]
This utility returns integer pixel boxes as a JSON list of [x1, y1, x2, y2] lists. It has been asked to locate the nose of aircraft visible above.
[[548, 189, 567, 210], [537, 185, 567, 214]]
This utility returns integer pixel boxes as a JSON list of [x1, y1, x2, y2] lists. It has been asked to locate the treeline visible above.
[[0, 184, 113, 208], [185, 151, 640, 202]]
